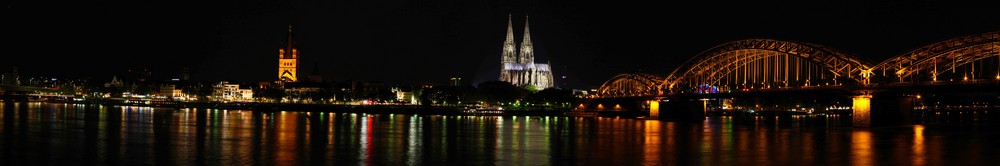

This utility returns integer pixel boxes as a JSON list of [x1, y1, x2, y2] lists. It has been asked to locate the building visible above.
[[213, 81, 253, 102], [105, 75, 123, 88], [392, 86, 417, 104], [278, 26, 299, 82], [1, 66, 19, 85], [307, 64, 323, 83], [159, 85, 186, 100], [449, 77, 462, 86], [499, 15, 554, 91]]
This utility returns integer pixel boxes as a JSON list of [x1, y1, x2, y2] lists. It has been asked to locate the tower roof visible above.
[[522, 15, 531, 45], [505, 14, 515, 46], [282, 25, 296, 58]]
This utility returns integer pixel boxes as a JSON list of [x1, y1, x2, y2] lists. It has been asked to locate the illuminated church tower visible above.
[[278, 25, 298, 82], [499, 14, 518, 84]]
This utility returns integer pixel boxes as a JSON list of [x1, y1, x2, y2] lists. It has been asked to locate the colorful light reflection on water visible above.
[[1, 102, 999, 165]]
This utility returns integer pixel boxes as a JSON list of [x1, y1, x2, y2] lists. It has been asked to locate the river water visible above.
[[1, 102, 999, 165]]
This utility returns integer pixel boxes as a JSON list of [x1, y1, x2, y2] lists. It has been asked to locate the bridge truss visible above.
[[662, 39, 875, 93], [594, 32, 1000, 98], [873, 32, 1000, 83], [596, 73, 664, 97]]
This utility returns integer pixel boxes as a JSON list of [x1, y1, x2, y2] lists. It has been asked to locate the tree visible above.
[[59, 85, 77, 95], [256, 87, 286, 102], [474, 81, 527, 105], [526, 88, 575, 106]]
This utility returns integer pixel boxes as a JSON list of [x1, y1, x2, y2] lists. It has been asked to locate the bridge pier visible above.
[[851, 95, 872, 127], [659, 98, 706, 121], [648, 100, 660, 119], [853, 92, 916, 127]]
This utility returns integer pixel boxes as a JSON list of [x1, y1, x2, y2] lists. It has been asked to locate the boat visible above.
[[462, 106, 506, 115]]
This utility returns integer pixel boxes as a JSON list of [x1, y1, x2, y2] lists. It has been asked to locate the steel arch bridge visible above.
[[872, 32, 1000, 83], [594, 31, 1000, 98], [596, 73, 664, 97], [661, 39, 875, 93]]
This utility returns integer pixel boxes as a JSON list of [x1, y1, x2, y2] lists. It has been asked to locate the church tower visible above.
[[278, 25, 299, 82], [518, 16, 534, 65], [499, 14, 518, 83]]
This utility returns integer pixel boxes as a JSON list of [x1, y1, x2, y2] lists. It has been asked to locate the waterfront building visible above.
[[159, 85, 187, 100], [499, 15, 554, 91], [392, 86, 417, 104], [213, 81, 253, 102]]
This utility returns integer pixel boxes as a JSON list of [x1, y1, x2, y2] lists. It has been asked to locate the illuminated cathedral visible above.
[[499, 15, 554, 91]]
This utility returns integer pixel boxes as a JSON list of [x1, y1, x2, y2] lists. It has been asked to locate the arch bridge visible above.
[[595, 73, 664, 97], [588, 31, 1000, 126], [662, 39, 874, 94], [596, 31, 1000, 98], [872, 32, 1000, 83]]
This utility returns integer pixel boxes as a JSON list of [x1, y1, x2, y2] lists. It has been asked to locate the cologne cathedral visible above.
[[499, 15, 554, 91]]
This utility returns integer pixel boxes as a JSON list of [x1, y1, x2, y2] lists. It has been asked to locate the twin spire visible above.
[[502, 14, 534, 64]]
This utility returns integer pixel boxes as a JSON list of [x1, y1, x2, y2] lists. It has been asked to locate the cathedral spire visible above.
[[518, 15, 534, 64], [501, 14, 517, 64]]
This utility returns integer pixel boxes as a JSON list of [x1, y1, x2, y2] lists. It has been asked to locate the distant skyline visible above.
[[6, 0, 1000, 88]]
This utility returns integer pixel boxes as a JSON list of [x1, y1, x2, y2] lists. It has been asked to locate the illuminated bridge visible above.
[[585, 31, 1000, 127]]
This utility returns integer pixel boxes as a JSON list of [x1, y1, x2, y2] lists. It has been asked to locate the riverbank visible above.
[[41, 99, 574, 116]]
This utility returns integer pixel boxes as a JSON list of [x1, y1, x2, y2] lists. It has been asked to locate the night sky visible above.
[[6, 0, 1000, 89]]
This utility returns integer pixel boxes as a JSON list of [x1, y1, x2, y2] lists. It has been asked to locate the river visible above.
[[1, 102, 998, 165]]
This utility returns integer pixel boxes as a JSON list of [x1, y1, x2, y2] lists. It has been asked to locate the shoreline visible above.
[[34, 100, 582, 117]]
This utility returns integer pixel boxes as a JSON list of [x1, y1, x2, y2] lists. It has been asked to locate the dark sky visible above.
[[5, 0, 1000, 88]]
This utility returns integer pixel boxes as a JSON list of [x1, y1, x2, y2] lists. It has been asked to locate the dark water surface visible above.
[[2, 102, 999, 165]]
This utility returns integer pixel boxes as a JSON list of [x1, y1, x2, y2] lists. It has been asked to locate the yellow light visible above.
[[852, 95, 871, 127], [851, 130, 874, 165], [912, 125, 926, 165], [648, 100, 659, 118]]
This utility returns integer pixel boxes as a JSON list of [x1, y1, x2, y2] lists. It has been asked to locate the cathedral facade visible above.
[[499, 15, 554, 91]]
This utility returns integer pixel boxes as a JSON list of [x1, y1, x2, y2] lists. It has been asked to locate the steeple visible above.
[[501, 14, 517, 64], [282, 25, 296, 59], [518, 15, 534, 64]]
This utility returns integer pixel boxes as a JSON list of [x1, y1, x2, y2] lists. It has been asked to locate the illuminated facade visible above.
[[159, 85, 186, 99], [213, 81, 253, 102], [499, 15, 554, 91], [278, 26, 299, 82]]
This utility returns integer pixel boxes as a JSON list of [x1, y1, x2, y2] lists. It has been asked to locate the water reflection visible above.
[[913, 125, 925, 166], [851, 130, 873, 166], [1, 103, 1000, 165]]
